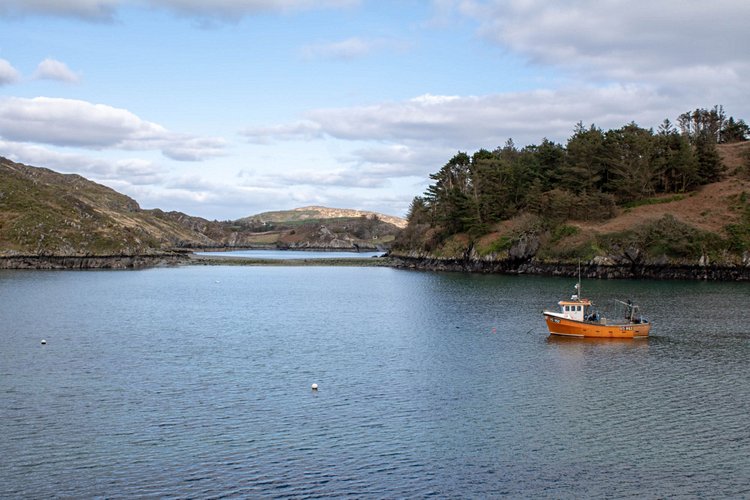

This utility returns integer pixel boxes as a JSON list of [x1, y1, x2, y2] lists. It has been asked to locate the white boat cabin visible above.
[[555, 296, 592, 322]]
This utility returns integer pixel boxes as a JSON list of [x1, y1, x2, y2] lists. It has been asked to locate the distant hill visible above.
[[233, 206, 404, 250], [240, 206, 407, 229], [0, 157, 404, 260]]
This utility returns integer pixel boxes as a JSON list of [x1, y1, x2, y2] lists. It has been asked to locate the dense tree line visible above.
[[404, 107, 748, 242]]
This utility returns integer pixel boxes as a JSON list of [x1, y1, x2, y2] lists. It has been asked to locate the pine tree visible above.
[[561, 123, 606, 194], [603, 123, 657, 202]]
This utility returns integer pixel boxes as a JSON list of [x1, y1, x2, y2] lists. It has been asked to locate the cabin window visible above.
[[577, 306, 582, 311], [565, 305, 570, 311]]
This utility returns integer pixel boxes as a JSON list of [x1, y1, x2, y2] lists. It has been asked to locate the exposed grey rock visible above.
[[508, 235, 540, 261]]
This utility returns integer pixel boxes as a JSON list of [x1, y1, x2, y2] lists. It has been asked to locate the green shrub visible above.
[[724, 194, 750, 252], [551, 224, 580, 242], [475, 235, 512, 256], [622, 194, 686, 209]]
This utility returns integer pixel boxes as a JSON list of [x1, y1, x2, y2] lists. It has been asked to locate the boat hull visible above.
[[544, 314, 650, 339]]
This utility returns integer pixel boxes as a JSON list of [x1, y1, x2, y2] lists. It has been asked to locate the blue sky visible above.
[[1, 0, 748, 220]]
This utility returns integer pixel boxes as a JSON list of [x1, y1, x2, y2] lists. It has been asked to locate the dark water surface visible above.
[[1, 267, 749, 498]]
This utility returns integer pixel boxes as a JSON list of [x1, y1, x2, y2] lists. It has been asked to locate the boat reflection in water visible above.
[[545, 334, 650, 346]]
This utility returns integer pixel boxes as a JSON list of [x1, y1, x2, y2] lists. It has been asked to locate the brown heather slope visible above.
[[573, 142, 750, 235]]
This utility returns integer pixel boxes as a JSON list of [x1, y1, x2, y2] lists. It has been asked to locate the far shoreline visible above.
[[2, 251, 749, 281], [188, 253, 393, 267]]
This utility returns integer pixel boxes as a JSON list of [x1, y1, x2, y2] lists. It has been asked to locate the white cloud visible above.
[[349, 144, 451, 178], [0, 140, 166, 185], [249, 86, 676, 149], [267, 168, 390, 189], [301, 37, 379, 60], [254, 143, 451, 190], [0, 59, 21, 85], [0, 97, 226, 161], [237, 82, 728, 198], [0, 0, 358, 21], [155, 0, 358, 20], [449, 0, 750, 127], [457, 0, 750, 86], [1, 140, 110, 175], [0, 0, 118, 21], [161, 136, 227, 161], [301, 36, 411, 61], [150, 174, 322, 218], [0, 96, 165, 147], [241, 121, 323, 144], [111, 158, 166, 185], [409, 94, 461, 105], [425, 0, 464, 28], [34, 58, 81, 83]]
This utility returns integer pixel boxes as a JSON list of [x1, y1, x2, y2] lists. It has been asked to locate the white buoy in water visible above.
[[311, 383, 318, 391], [40, 339, 47, 345]]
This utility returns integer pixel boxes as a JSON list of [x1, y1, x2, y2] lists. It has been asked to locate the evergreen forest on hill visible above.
[[395, 106, 750, 262]]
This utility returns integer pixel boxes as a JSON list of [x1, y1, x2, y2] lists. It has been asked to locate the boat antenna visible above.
[[577, 261, 582, 298]]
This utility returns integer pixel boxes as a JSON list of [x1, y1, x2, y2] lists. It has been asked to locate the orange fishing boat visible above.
[[543, 278, 651, 339]]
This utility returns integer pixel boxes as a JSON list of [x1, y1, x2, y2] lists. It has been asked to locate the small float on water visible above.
[[543, 275, 650, 339]]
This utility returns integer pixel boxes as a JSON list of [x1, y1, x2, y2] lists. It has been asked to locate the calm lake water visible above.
[[1, 265, 749, 498], [196, 249, 384, 259]]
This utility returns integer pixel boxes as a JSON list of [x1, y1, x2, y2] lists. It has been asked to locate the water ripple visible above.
[[1, 269, 749, 497]]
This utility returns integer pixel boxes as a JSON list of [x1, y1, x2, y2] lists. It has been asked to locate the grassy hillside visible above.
[[0, 157, 215, 256]]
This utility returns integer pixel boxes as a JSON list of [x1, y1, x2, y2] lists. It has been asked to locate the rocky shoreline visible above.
[[388, 255, 750, 281], [0, 248, 383, 270], [0, 254, 189, 270]]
